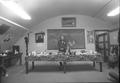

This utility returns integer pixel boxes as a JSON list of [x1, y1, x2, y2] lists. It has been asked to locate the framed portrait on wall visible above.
[[87, 30, 94, 43], [35, 32, 45, 43], [62, 17, 76, 27]]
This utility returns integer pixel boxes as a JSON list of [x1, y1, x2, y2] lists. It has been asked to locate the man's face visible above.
[[61, 36, 64, 40]]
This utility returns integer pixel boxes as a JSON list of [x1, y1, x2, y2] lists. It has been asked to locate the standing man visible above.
[[57, 35, 67, 70], [58, 35, 67, 53]]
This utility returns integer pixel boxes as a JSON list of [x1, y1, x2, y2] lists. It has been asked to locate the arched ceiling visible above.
[[0, 0, 119, 51], [0, 0, 119, 30]]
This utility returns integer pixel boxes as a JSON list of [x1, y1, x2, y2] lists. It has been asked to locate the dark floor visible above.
[[1, 61, 118, 83]]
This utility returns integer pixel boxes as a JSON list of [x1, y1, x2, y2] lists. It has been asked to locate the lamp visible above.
[[107, 7, 120, 16], [0, 0, 31, 20]]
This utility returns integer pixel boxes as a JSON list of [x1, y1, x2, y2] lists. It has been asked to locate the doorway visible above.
[[94, 30, 110, 62]]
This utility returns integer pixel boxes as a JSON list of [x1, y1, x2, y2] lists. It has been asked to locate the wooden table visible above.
[[0, 53, 22, 83], [25, 53, 103, 74], [0, 53, 22, 67]]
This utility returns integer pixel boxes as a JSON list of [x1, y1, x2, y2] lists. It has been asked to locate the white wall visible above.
[[0, 19, 27, 51], [109, 29, 119, 45], [16, 15, 113, 64]]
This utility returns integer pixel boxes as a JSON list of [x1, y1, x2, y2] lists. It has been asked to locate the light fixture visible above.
[[107, 6, 120, 16], [0, 16, 29, 30], [0, 0, 31, 20]]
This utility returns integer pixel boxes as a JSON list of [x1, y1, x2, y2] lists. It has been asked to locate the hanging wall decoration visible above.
[[3, 34, 11, 42], [87, 30, 94, 43], [62, 17, 76, 27], [35, 32, 45, 43]]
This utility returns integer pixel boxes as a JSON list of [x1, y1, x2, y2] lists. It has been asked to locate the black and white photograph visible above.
[[35, 32, 45, 43], [0, 0, 119, 83], [87, 30, 94, 43], [62, 17, 76, 27]]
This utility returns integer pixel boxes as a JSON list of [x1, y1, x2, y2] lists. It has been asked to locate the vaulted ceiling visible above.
[[0, 0, 119, 29], [0, 0, 119, 50]]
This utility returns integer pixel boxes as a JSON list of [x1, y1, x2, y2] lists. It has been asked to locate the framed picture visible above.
[[87, 30, 94, 43], [35, 32, 45, 43], [62, 17, 76, 27]]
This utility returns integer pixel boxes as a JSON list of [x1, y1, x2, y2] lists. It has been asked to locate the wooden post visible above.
[[25, 61, 28, 74], [99, 62, 102, 72], [63, 61, 66, 73], [32, 61, 34, 70], [93, 61, 95, 67], [19, 53, 22, 65], [25, 57, 29, 74]]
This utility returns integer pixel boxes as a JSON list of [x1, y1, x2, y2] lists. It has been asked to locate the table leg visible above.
[[32, 61, 34, 70], [58, 62, 63, 71], [99, 62, 102, 72], [63, 61, 66, 73], [25, 61, 28, 74], [93, 61, 95, 67], [19, 55, 22, 65]]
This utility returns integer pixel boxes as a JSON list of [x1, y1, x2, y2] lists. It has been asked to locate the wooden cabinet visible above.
[[0, 52, 22, 67]]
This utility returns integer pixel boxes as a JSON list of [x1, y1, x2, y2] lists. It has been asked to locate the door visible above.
[[95, 31, 110, 62]]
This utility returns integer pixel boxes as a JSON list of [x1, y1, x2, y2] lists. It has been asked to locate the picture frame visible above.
[[62, 17, 76, 27], [35, 32, 45, 43], [87, 30, 94, 43]]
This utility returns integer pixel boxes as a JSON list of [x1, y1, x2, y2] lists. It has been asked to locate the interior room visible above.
[[0, 0, 119, 83]]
